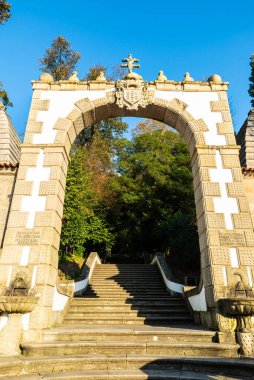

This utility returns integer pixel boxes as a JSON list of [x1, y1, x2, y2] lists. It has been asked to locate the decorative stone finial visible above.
[[183, 72, 194, 82], [121, 53, 140, 75], [156, 70, 167, 81], [0, 102, 6, 111], [208, 74, 222, 83], [68, 71, 79, 82], [39, 72, 54, 82], [95, 71, 107, 82]]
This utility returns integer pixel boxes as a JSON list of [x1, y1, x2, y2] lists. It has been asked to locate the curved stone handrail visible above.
[[74, 252, 102, 295], [151, 255, 184, 295], [184, 282, 207, 312], [151, 255, 207, 312], [52, 252, 101, 312]]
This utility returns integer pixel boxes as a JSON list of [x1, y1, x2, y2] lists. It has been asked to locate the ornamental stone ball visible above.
[[183, 72, 194, 81], [68, 71, 79, 82], [156, 70, 167, 81], [95, 71, 107, 82], [39, 72, 54, 82], [208, 74, 222, 83]]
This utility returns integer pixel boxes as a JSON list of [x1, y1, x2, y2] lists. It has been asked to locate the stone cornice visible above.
[[32, 80, 229, 92]]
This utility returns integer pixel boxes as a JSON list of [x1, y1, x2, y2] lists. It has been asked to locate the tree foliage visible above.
[[0, 0, 11, 25], [60, 115, 200, 278], [249, 54, 254, 108], [108, 125, 197, 252], [39, 36, 80, 80], [83, 64, 107, 81], [0, 81, 12, 107], [60, 145, 115, 260]]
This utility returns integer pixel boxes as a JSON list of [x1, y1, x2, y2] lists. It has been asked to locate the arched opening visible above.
[[57, 96, 206, 284]]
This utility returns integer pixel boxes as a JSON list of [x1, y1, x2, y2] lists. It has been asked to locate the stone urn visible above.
[[218, 298, 254, 357], [0, 273, 39, 356], [0, 295, 38, 314]]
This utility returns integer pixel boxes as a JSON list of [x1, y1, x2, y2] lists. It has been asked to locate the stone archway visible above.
[[0, 65, 253, 340]]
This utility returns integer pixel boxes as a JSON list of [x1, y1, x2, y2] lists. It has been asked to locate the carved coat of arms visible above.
[[116, 78, 150, 110], [115, 54, 153, 110]]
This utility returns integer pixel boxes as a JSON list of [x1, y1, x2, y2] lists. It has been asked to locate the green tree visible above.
[[249, 54, 254, 108], [0, 0, 11, 25], [39, 36, 80, 80], [107, 123, 199, 278], [0, 81, 12, 107], [60, 145, 115, 260]]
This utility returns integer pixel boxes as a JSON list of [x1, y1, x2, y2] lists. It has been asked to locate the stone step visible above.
[[2, 355, 252, 379], [43, 326, 216, 343], [66, 310, 190, 318], [6, 369, 251, 380], [93, 270, 160, 278], [92, 266, 157, 268], [85, 290, 169, 294], [87, 285, 167, 289], [85, 291, 170, 297], [90, 278, 162, 281], [88, 283, 164, 288], [92, 272, 160, 274], [68, 305, 187, 312], [90, 278, 165, 286], [63, 316, 193, 325], [94, 264, 155, 267], [8, 370, 236, 380], [71, 298, 182, 305], [92, 270, 159, 273], [86, 288, 166, 293], [84, 293, 170, 298], [21, 341, 238, 358]]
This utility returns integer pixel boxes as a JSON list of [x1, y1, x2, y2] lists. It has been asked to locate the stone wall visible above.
[[0, 103, 21, 247], [0, 164, 18, 247]]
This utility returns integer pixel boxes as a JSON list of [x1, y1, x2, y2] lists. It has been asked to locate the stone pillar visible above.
[[0, 144, 69, 341], [190, 100, 254, 331]]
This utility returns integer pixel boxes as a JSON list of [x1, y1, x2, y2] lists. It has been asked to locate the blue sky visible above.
[[0, 0, 254, 138]]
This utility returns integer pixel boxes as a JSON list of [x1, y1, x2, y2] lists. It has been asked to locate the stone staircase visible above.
[[64, 264, 192, 326], [2, 263, 252, 379]]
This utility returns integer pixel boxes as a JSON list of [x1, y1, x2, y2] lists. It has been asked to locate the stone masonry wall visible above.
[[0, 165, 18, 247]]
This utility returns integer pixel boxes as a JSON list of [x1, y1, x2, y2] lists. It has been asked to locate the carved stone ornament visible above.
[[116, 76, 153, 110], [116, 53, 153, 110]]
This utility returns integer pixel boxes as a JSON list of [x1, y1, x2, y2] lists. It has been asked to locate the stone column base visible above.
[[0, 314, 22, 355]]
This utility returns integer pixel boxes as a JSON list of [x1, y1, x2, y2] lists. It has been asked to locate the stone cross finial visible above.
[[121, 54, 140, 74]]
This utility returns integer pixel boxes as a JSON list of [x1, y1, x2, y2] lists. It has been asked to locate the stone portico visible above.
[[0, 60, 254, 355]]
